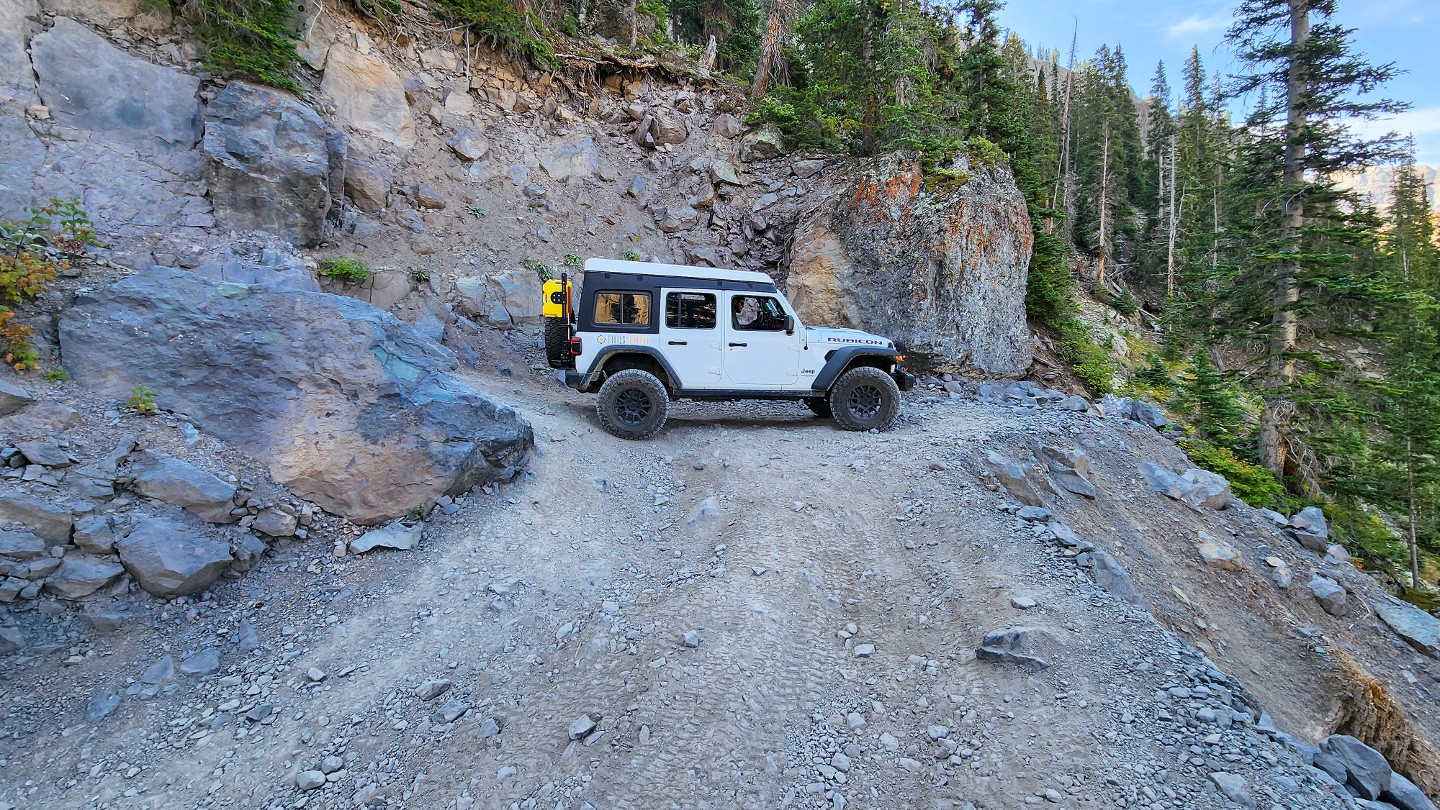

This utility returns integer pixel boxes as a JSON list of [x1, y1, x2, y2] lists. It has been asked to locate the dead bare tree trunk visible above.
[[1166, 133, 1178, 295], [1097, 119, 1111, 285], [751, 0, 788, 99], [700, 34, 717, 71], [1050, 30, 1077, 237], [626, 0, 638, 49]]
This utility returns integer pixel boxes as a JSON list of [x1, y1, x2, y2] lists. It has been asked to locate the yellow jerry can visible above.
[[542, 278, 571, 319]]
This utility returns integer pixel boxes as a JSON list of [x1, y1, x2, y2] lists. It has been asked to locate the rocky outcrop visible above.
[[59, 268, 534, 524], [321, 42, 416, 150], [787, 153, 1032, 375], [202, 82, 343, 246]]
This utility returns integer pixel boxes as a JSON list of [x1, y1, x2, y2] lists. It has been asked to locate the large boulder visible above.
[[60, 268, 534, 524], [787, 153, 1031, 375], [116, 517, 232, 597], [1320, 735, 1392, 800], [128, 453, 238, 524], [203, 82, 342, 246], [321, 43, 416, 149]]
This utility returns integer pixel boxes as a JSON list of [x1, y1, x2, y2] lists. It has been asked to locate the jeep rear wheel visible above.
[[804, 397, 833, 419], [829, 366, 900, 431], [543, 317, 571, 369], [597, 369, 669, 439]]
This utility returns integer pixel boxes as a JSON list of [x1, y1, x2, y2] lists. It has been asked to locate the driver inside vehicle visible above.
[[734, 296, 760, 327]]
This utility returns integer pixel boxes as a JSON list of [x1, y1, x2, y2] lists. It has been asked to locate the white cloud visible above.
[[1165, 14, 1229, 38], [1349, 106, 1440, 139], [1348, 107, 1440, 167]]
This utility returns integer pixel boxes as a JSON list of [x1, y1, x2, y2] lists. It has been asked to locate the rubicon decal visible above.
[[826, 336, 887, 346]]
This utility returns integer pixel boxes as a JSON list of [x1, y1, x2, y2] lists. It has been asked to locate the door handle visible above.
[[668, 340, 688, 345], [728, 342, 747, 347]]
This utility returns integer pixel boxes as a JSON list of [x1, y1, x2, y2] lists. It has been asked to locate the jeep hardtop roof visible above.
[[582, 258, 774, 285]]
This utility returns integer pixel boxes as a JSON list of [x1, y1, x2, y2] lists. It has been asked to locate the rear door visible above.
[[723, 292, 801, 388], [658, 288, 723, 390]]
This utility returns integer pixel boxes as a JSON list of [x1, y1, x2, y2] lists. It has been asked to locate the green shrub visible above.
[[190, 0, 303, 94], [0, 198, 97, 370], [1177, 437, 1285, 508], [429, 0, 557, 68], [317, 256, 372, 282], [1054, 317, 1115, 394], [43, 367, 69, 382]]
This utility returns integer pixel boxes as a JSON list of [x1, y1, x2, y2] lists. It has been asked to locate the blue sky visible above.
[[995, 0, 1440, 166]]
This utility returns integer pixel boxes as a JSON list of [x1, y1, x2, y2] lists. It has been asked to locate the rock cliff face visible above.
[[58, 268, 534, 524], [787, 154, 1033, 376]]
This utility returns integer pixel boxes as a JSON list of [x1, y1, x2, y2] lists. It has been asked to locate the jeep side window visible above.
[[731, 295, 786, 331], [665, 292, 716, 329], [594, 292, 651, 327]]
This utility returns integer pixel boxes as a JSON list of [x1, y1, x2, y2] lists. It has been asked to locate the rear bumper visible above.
[[893, 369, 916, 392]]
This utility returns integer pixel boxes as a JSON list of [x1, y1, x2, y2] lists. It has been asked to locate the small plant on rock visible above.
[[43, 367, 69, 382], [0, 198, 99, 370], [564, 253, 583, 269], [522, 257, 552, 282], [464, 205, 486, 221], [127, 386, 158, 416], [410, 267, 431, 283], [317, 256, 372, 283], [620, 249, 643, 262]]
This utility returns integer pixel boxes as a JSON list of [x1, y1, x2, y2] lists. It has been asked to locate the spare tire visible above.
[[544, 317, 570, 369]]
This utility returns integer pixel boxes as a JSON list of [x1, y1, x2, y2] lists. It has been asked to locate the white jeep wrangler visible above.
[[544, 258, 915, 439]]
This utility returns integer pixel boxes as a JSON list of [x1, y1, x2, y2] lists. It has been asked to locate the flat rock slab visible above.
[[1374, 596, 1440, 658], [129, 453, 237, 524], [117, 517, 233, 597], [0, 491, 72, 545], [350, 521, 422, 554], [60, 268, 533, 524], [975, 626, 1057, 671], [46, 554, 125, 599]]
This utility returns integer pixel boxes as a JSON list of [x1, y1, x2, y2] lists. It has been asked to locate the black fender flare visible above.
[[811, 346, 901, 392], [587, 345, 685, 389]]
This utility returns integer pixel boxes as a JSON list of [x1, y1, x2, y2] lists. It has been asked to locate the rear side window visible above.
[[594, 292, 651, 327], [665, 292, 717, 329]]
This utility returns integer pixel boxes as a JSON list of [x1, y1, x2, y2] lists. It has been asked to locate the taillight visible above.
[[570, 336, 582, 356]]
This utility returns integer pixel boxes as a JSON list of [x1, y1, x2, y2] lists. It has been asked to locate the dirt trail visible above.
[[0, 364, 1424, 810]]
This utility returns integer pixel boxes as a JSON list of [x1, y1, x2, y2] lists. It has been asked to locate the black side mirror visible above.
[[785, 315, 795, 335]]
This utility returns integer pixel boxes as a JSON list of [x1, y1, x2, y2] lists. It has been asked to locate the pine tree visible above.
[[1226, 0, 1409, 485]]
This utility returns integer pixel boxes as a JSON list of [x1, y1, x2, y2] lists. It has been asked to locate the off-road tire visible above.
[[828, 366, 900, 432], [543, 317, 570, 369], [804, 397, 833, 419], [596, 369, 670, 439]]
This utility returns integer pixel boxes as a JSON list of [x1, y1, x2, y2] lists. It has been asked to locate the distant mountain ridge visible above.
[[1334, 164, 1440, 215]]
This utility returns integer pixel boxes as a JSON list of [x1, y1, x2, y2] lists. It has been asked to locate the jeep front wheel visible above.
[[596, 369, 670, 439], [829, 366, 900, 431]]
